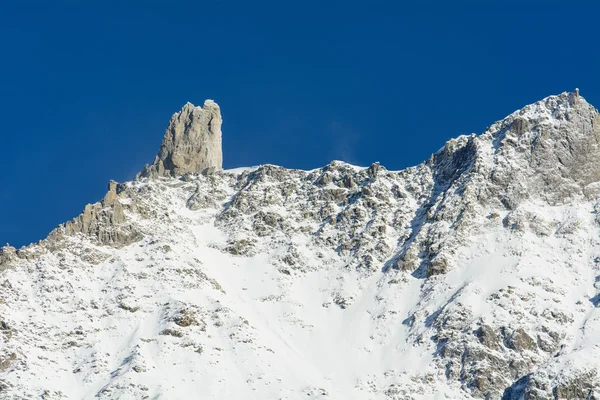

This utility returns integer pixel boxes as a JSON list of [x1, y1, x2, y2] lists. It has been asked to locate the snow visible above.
[[3, 91, 600, 399], [223, 166, 260, 175], [7, 175, 597, 398]]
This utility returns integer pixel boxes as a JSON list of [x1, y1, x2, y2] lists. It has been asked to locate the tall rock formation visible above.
[[4, 91, 600, 399], [139, 100, 223, 178]]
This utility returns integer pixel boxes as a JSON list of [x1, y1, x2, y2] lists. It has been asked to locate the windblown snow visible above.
[[2, 90, 600, 399]]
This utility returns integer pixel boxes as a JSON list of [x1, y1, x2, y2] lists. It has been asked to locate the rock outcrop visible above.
[[139, 100, 223, 178], [52, 180, 141, 247], [0, 245, 17, 269], [480, 89, 600, 206], [5, 91, 600, 399]]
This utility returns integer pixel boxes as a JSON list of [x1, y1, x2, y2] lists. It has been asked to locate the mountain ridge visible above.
[[1, 90, 600, 399]]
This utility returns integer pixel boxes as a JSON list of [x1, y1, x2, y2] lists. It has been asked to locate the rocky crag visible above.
[[140, 99, 223, 178], [2, 92, 600, 399]]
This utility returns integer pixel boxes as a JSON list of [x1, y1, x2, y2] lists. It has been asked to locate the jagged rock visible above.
[[426, 255, 449, 277], [502, 374, 549, 400], [0, 246, 17, 268], [486, 91, 600, 205], [159, 328, 183, 338], [4, 90, 600, 399], [172, 309, 205, 330], [552, 370, 599, 400], [225, 239, 255, 256], [367, 162, 381, 178], [186, 185, 217, 210], [476, 324, 500, 349], [0, 353, 16, 373], [186, 179, 228, 211], [140, 100, 223, 178], [55, 180, 141, 247], [102, 180, 119, 205], [505, 328, 537, 352]]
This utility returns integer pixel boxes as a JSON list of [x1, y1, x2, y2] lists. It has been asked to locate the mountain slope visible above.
[[2, 91, 600, 399]]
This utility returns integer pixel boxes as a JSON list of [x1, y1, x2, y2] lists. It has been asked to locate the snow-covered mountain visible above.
[[2, 90, 600, 399]]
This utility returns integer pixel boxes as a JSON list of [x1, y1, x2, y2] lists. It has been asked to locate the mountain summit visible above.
[[2, 91, 600, 399], [139, 100, 223, 178]]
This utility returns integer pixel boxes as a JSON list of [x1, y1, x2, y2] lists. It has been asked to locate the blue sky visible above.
[[2, 0, 599, 247]]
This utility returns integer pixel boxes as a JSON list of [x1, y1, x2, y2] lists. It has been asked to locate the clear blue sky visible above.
[[2, 0, 599, 247]]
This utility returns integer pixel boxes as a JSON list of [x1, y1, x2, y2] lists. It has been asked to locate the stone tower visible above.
[[139, 99, 223, 178]]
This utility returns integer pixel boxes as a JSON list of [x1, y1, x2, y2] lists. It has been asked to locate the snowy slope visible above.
[[2, 90, 600, 399]]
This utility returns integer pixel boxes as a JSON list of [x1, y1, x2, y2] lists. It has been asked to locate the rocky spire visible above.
[[139, 100, 223, 178]]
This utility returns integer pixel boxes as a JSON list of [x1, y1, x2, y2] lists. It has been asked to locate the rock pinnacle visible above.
[[140, 100, 223, 178]]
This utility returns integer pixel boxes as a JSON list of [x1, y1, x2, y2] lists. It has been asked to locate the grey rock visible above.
[[502, 374, 549, 400], [485, 91, 600, 206], [140, 100, 223, 178], [0, 353, 16, 373], [186, 185, 216, 211], [4, 90, 600, 399], [0, 246, 17, 268], [553, 370, 599, 400], [186, 179, 228, 211], [505, 328, 537, 352], [52, 180, 141, 247], [159, 328, 184, 338], [225, 239, 255, 256], [476, 324, 500, 349]]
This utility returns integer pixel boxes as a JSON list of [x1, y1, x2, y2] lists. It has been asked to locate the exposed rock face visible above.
[[139, 100, 223, 178], [481, 89, 600, 206], [0, 245, 17, 269], [51, 180, 141, 248], [5, 91, 600, 399], [3, 100, 224, 254]]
